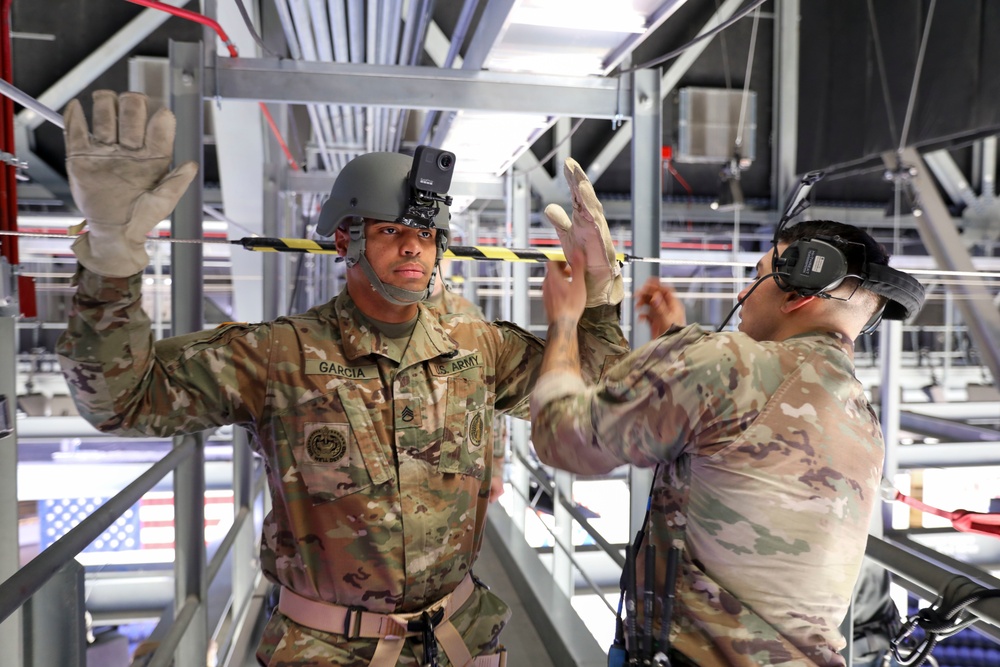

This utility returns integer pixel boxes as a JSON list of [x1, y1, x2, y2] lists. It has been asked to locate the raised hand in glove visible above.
[[66, 90, 199, 277], [543, 157, 624, 307]]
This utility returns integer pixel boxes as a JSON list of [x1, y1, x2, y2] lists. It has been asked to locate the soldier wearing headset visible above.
[[56, 91, 628, 666], [531, 168, 925, 667]]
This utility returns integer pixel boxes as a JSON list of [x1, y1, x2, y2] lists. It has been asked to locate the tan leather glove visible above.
[[543, 158, 624, 307], [66, 90, 199, 277]]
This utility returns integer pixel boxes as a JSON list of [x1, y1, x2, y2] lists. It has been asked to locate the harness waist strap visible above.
[[278, 573, 475, 639]]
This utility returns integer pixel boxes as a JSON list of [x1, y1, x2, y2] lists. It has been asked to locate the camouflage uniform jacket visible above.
[[57, 268, 627, 615], [434, 285, 485, 320], [426, 286, 509, 483], [531, 324, 883, 666]]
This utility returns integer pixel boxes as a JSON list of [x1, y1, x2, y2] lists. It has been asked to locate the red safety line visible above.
[[893, 488, 1000, 539]]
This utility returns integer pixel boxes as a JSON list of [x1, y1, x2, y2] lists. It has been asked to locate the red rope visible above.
[[892, 487, 1000, 538]]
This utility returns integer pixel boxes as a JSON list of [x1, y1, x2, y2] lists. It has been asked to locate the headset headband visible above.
[[861, 262, 925, 320]]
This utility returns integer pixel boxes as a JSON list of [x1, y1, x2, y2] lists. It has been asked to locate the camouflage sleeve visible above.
[[57, 268, 271, 437], [491, 303, 628, 422], [531, 324, 732, 474]]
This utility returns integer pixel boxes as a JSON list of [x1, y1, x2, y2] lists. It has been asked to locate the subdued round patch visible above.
[[469, 413, 484, 447], [307, 426, 347, 463]]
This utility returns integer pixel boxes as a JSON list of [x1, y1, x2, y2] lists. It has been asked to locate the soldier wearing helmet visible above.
[[57, 91, 629, 666], [317, 148, 454, 308]]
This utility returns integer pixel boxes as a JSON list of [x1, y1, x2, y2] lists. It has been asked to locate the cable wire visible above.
[[898, 0, 937, 154], [526, 117, 586, 173], [734, 4, 761, 154], [620, 0, 769, 73], [865, 0, 900, 147], [233, 0, 280, 58]]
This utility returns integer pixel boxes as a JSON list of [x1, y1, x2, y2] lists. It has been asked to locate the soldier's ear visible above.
[[779, 293, 817, 314], [334, 226, 349, 256]]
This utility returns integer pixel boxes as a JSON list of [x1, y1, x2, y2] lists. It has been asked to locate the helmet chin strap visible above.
[[345, 220, 437, 306], [357, 254, 436, 305]]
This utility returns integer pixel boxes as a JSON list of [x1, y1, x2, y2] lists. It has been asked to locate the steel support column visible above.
[[169, 40, 208, 667], [262, 107, 282, 322], [628, 68, 661, 539], [771, 0, 800, 203], [231, 427, 257, 646], [553, 470, 574, 597], [23, 561, 86, 667], [878, 319, 903, 530], [509, 170, 531, 534]]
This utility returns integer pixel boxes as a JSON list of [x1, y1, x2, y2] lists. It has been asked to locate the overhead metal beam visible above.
[[585, 0, 745, 184], [212, 58, 627, 118], [886, 148, 1000, 388]]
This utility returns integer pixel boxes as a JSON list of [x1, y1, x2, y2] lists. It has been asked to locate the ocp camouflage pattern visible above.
[[57, 268, 627, 665], [427, 286, 507, 479], [531, 324, 883, 666]]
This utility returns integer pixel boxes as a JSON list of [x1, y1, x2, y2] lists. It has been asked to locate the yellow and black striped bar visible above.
[[236, 237, 340, 254], [235, 237, 626, 264], [445, 245, 568, 263]]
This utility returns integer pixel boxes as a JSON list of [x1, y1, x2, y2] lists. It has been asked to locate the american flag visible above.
[[40, 491, 235, 566]]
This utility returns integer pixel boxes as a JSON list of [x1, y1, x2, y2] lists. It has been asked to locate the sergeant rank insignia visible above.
[[307, 426, 347, 463]]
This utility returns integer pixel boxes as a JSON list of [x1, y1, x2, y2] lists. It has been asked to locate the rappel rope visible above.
[[0, 230, 716, 268], [3, 230, 1000, 281]]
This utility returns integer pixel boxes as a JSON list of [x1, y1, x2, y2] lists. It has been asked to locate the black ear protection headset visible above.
[[717, 171, 926, 333]]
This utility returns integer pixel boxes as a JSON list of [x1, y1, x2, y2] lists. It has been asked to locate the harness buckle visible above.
[[408, 609, 445, 667], [343, 606, 365, 639]]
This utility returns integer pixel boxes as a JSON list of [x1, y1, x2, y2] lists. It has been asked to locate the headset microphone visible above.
[[715, 272, 776, 332]]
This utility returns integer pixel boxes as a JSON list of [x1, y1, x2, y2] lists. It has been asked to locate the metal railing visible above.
[[0, 429, 268, 667], [0, 442, 194, 624], [499, 451, 1000, 666]]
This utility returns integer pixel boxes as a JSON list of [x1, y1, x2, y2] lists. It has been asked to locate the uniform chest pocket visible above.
[[438, 376, 493, 479], [292, 384, 394, 504]]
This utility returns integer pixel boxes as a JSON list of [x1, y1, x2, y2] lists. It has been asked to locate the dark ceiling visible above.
[[7, 0, 1000, 225]]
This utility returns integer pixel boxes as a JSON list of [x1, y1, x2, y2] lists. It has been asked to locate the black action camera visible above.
[[410, 145, 456, 196]]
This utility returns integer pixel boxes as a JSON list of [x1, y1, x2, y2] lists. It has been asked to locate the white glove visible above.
[[66, 90, 198, 277], [543, 158, 624, 307]]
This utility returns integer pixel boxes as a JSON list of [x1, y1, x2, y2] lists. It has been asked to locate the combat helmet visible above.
[[316, 149, 453, 304]]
